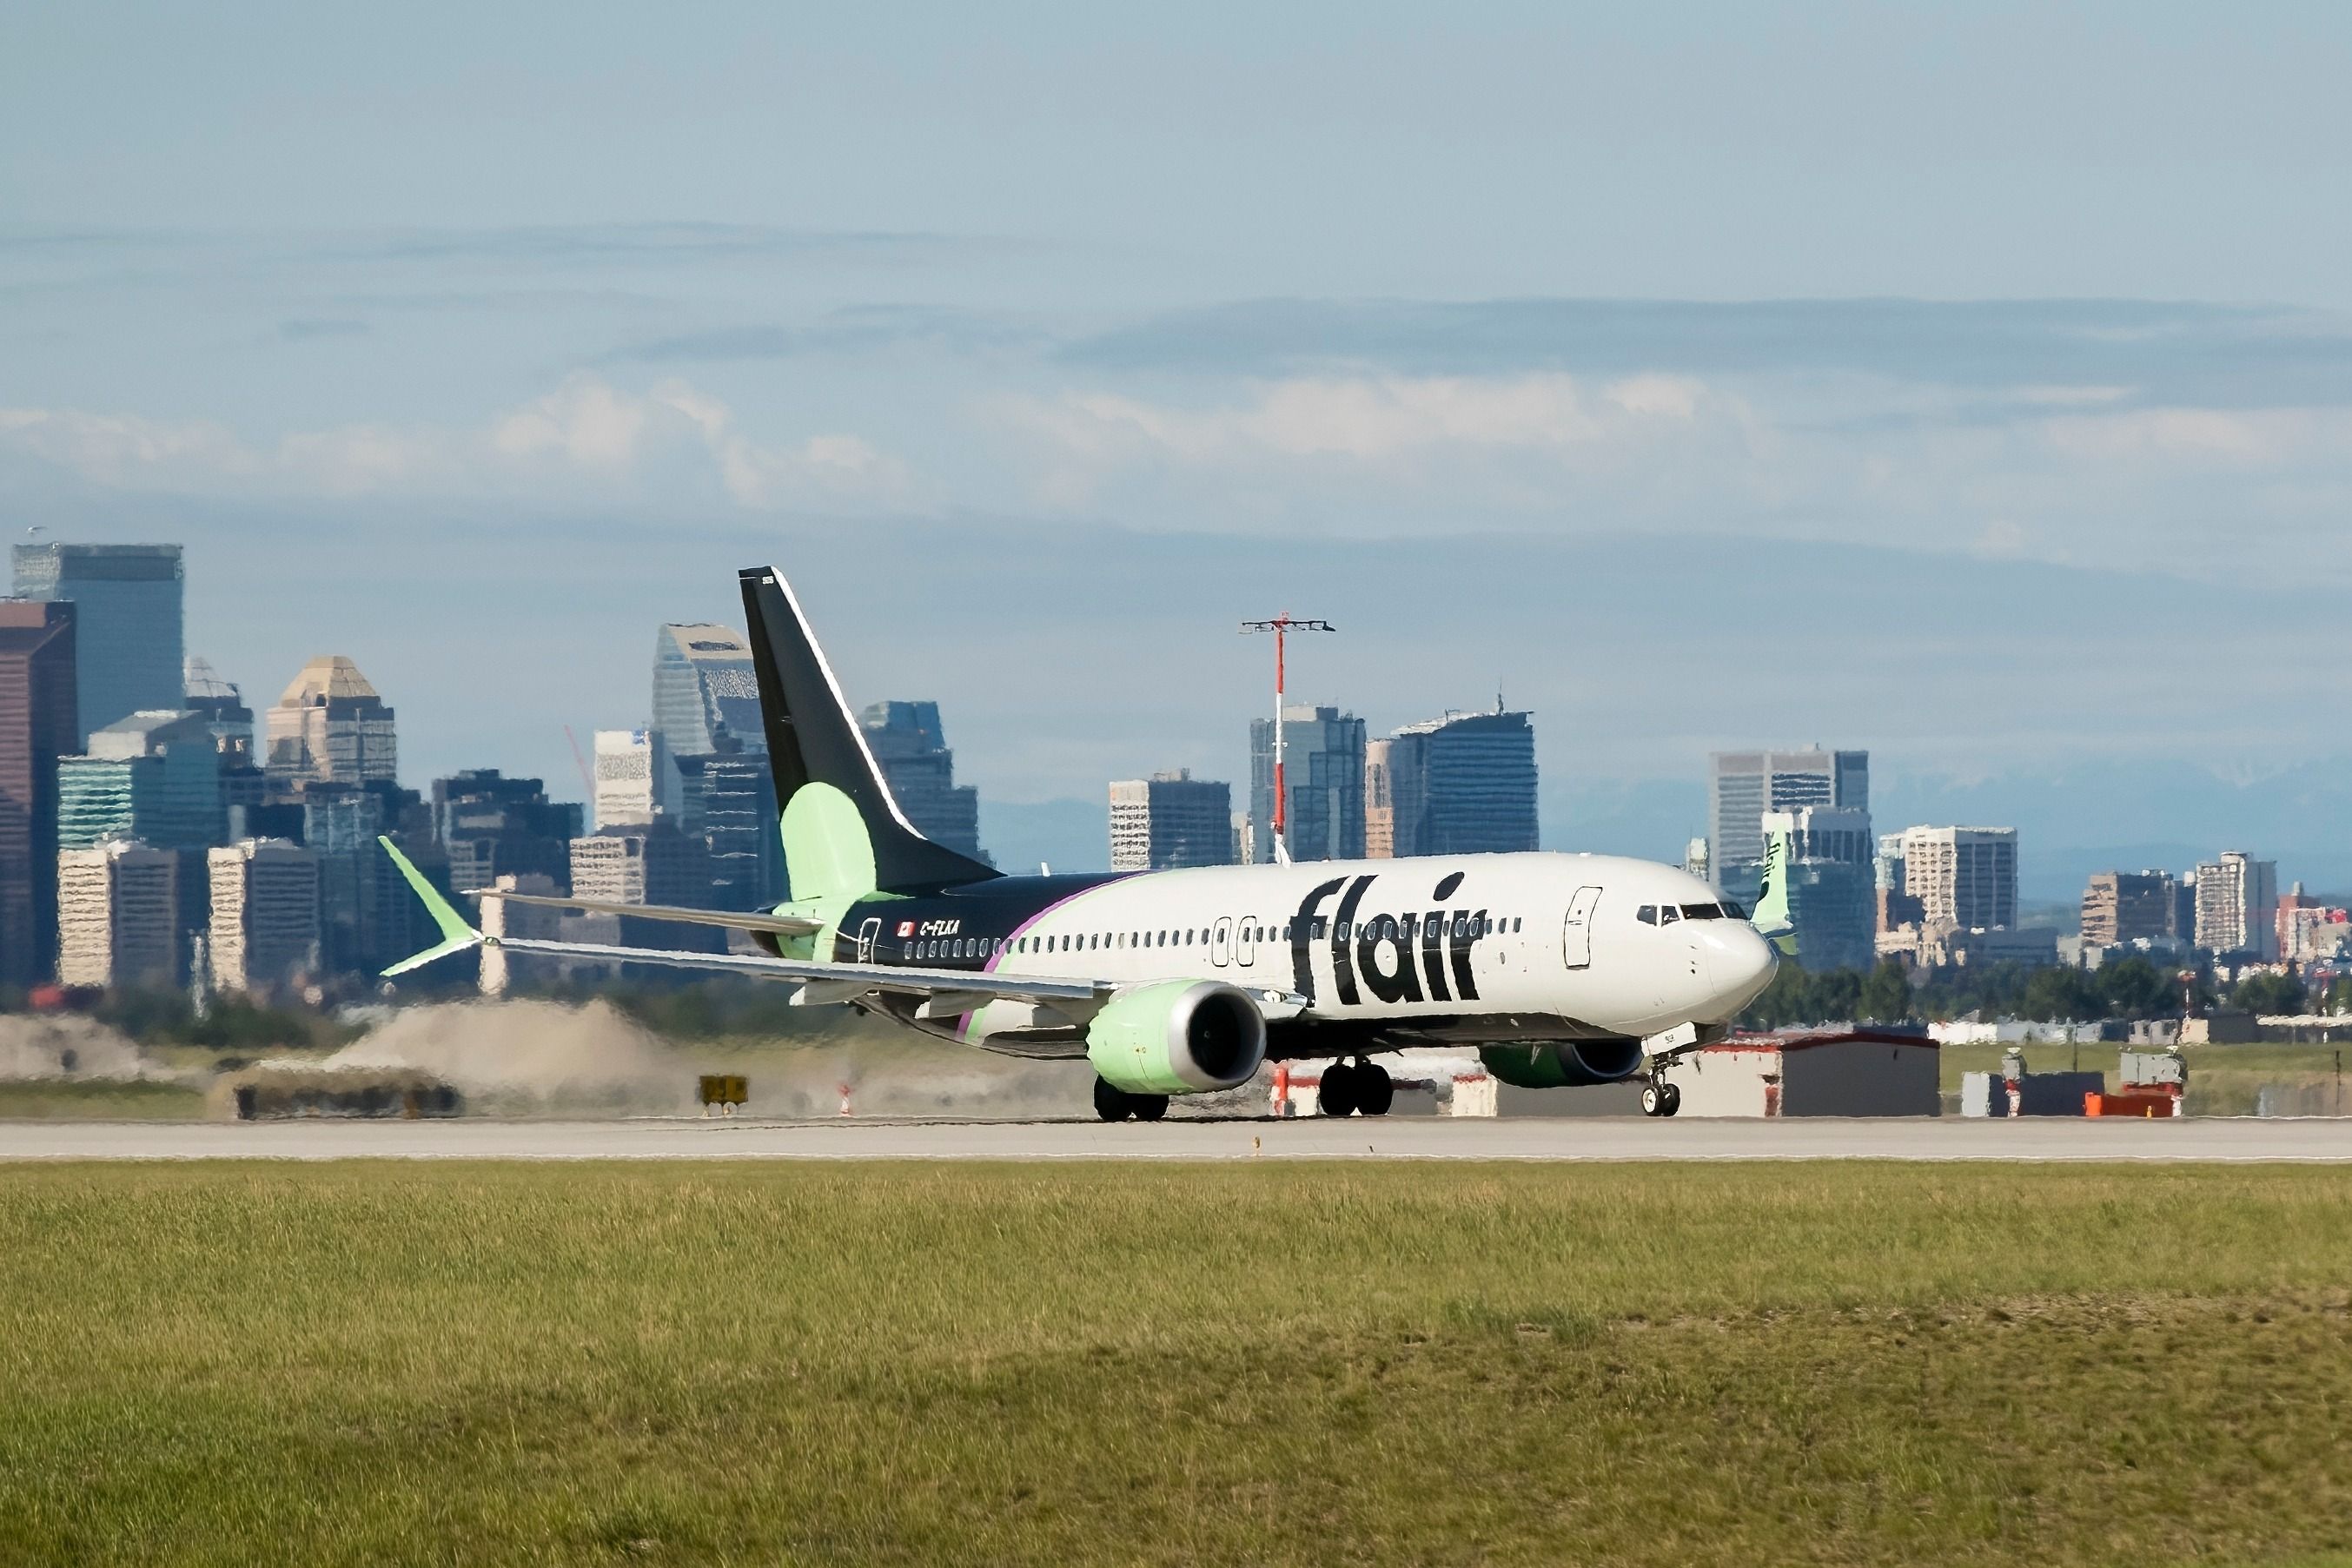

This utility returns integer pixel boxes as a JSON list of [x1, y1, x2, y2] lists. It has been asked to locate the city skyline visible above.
[[1, 526, 2335, 982], [11, 533, 2352, 902]]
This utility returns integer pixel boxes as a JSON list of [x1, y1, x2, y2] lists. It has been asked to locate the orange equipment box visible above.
[[2084, 1091, 2176, 1118]]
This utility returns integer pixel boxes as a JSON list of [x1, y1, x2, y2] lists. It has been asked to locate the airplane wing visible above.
[[466, 888, 823, 937], [381, 838, 1305, 1022]]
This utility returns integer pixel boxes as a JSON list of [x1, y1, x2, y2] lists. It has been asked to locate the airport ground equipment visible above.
[[698, 1075, 749, 1116], [214, 1063, 460, 1121], [1661, 1028, 1939, 1117]]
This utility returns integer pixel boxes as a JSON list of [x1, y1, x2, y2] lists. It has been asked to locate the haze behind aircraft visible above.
[[382, 566, 1779, 1119]]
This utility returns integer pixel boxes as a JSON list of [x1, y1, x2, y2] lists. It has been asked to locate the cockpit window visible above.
[[1636, 904, 1657, 924], [1680, 903, 1725, 920], [1719, 900, 1747, 920], [1658, 905, 1680, 924]]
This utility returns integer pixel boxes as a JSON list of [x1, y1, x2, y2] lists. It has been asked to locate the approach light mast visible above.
[[1241, 614, 1335, 866]]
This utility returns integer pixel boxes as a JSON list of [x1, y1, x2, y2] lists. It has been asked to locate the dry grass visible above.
[[1, 1161, 2349, 1565], [0, 1079, 206, 1120]]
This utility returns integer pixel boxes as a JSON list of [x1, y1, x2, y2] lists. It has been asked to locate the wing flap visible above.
[[485, 934, 1108, 1006], [471, 890, 822, 937]]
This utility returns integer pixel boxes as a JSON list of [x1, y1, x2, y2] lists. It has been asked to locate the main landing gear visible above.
[[1094, 1077, 1169, 1122], [1640, 1076, 1683, 1118], [1318, 1058, 1395, 1118]]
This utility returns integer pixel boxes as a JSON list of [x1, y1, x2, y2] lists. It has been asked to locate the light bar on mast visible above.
[[1241, 615, 1335, 865]]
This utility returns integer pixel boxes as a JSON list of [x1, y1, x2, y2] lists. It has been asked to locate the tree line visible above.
[[1741, 956, 2352, 1029]]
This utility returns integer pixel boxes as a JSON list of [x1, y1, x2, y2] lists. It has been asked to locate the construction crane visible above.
[[563, 725, 595, 800]]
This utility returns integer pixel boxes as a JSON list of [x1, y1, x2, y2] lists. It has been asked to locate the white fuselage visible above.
[[943, 851, 1776, 1049]]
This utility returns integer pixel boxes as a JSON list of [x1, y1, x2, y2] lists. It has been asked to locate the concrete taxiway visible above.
[[1, 1116, 2349, 1161]]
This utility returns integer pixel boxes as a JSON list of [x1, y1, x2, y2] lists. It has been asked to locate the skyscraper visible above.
[[651, 625, 778, 909], [57, 711, 226, 852], [569, 821, 720, 950], [1900, 826, 2018, 931], [265, 657, 398, 786], [1109, 771, 1234, 870], [10, 542, 182, 737], [1249, 705, 1365, 863], [675, 748, 779, 910], [301, 782, 407, 978], [207, 838, 321, 994], [1759, 805, 1875, 971], [56, 840, 180, 989], [0, 600, 77, 985], [593, 728, 679, 830], [1874, 832, 1923, 932], [1363, 737, 1421, 860], [2081, 870, 2187, 947], [859, 701, 987, 862], [1709, 749, 1869, 907], [652, 624, 765, 755], [1378, 709, 1539, 857], [2193, 850, 2279, 959], [182, 657, 254, 764], [431, 770, 582, 893]]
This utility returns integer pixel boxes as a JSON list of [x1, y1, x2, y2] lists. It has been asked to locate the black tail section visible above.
[[739, 566, 1000, 893]]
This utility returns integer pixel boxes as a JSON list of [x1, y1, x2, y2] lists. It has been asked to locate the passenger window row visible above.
[[903, 914, 1530, 965]]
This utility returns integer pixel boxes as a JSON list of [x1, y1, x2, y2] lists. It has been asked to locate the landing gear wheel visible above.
[[1132, 1094, 1169, 1122], [1354, 1060, 1395, 1117], [1640, 1080, 1666, 1117], [1093, 1076, 1136, 1122], [1660, 1082, 1682, 1118], [1319, 1062, 1358, 1118]]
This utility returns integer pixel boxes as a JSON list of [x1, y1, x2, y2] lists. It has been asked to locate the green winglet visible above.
[[377, 836, 481, 976]]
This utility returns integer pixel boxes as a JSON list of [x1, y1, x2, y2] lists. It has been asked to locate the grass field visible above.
[[0, 1078, 208, 1120], [3, 1162, 2349, 1567]]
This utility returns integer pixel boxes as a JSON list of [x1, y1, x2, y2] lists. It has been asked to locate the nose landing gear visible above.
[[1640, 1077, 1682, 1117]]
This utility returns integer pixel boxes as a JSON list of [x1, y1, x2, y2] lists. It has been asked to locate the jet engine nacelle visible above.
[[1479, 1040, 1646, 1089], [1086, 980, 1268, 1096]]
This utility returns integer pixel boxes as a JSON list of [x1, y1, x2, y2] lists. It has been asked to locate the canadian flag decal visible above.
[[897, 921, 916, 937]]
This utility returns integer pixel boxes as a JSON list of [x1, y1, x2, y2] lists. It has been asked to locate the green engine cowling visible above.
[[1086, 981, 1268, 1096], [1480, 1041, 1646, 1088]]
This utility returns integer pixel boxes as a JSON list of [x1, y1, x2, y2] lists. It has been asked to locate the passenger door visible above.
[[1235, 916, 1257, 968], [1211, 916, 1233, 967], [856, 917, 881, 963], [1561, 886, 1602, 969]]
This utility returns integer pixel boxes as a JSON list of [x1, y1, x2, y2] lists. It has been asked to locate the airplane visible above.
[[379, 565, 1779, 1121]]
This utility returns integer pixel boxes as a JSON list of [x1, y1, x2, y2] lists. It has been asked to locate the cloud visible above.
[[603, 306, 1050, 366], [0, 374, 909, 511], [1061, 297, 2352, 411], [0, 407, 256, 483], [2038, 404, 2352, 467], [1004, 371, 1724, 467], [490, 376, 659, 467]]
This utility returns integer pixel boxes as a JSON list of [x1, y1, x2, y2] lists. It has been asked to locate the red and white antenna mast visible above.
[[1241, 614, 1335, 864]]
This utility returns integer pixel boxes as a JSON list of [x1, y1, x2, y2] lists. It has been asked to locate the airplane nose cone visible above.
[[1707, 923, 1779, 1018]]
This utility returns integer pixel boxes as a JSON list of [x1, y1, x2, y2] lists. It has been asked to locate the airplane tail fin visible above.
[[739, 566, 1000, 900], [1750, 828, 1799, 958]]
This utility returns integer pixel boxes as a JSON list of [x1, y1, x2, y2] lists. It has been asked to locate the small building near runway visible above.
[[1660, 1028, 1939, 1117]]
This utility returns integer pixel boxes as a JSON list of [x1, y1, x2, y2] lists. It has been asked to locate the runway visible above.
[[3, 1115, 2349, 1161]]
